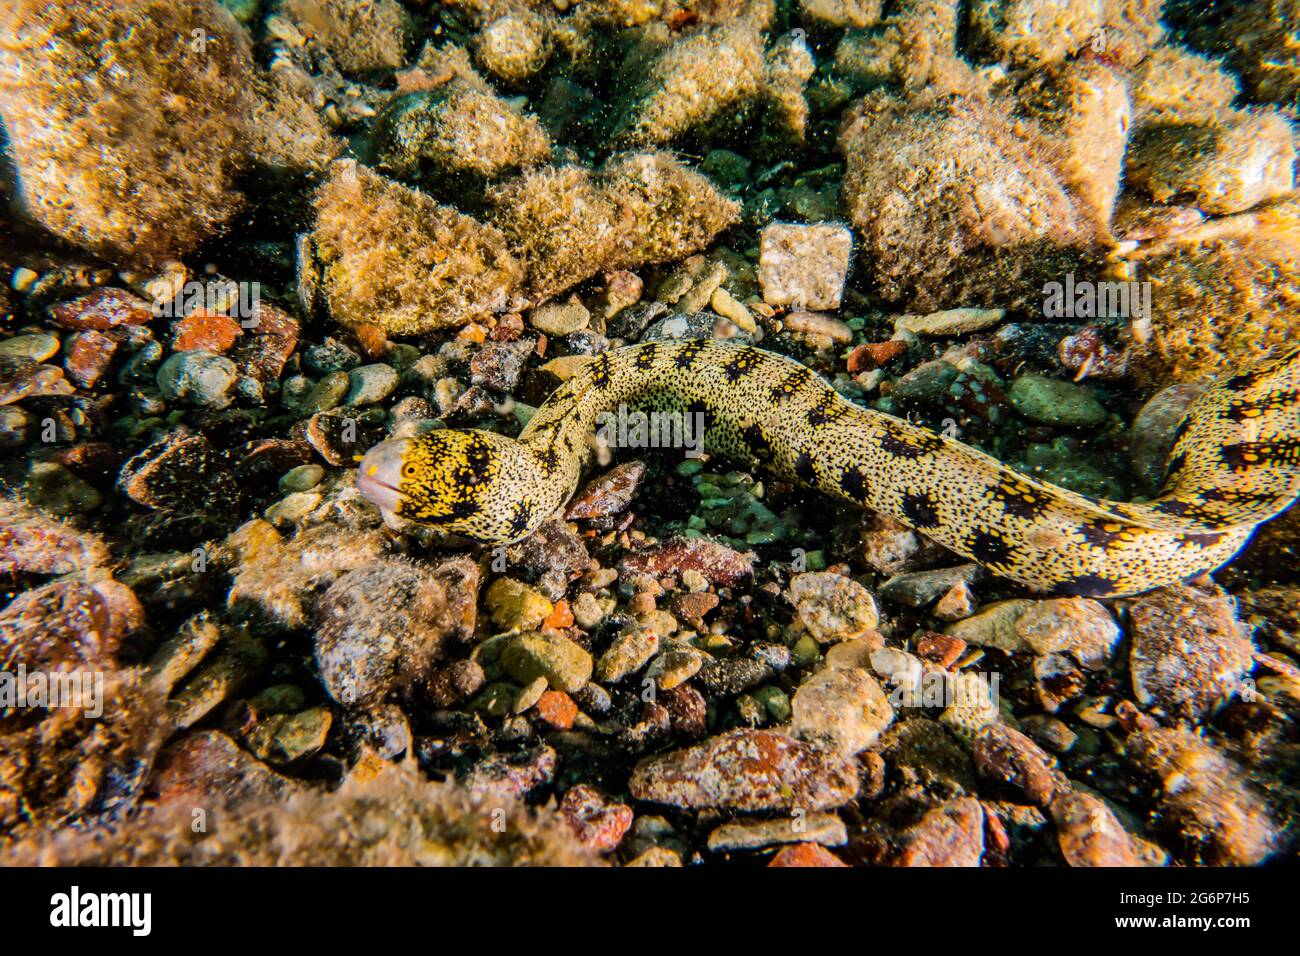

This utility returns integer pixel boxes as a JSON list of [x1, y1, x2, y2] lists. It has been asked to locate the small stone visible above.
[[64, 329, 121, 388], [558, 785, 633, 852], [345, 364, 399, 406], [244, 707, 333, 766], [118, 429, 239, 513], [279, 463, 325, 493], [939, 671, 1001, 742], [895, 307, 1005, 337], [295, 370, 350, 415], [596, 622, 660, 684], [303, 338, 361, 374], [791, 666, 894, 755], [500, 630, 593, 693], [629, 729, 860, 812], [879, 564, 981, 608], [619, 536, 754, 588], [789, 571, 879, 643], [1128, 383, 1206, 494], [1049, 791, 1144, 867], [915, 631, 966, 669], [758, 222, 854, 311], [1129, 582, 1256, 721], [470, 339, 533, 392], [485, 577, 554, 631], [872, 798, 985, 867], [529, 298, 590, 336], [646, 646, 704, 691], [0, 332, 59, 362], [768, 843, 849, 867], [1008, 375, 1107, 427], [946, 598, 1120, 670], [781, 310, 853, 345], [973, 724, 1060, 807], [171, 310, 243, 353], [48, 288, 153, 331], [156, 350, 238, 408], [536, 689, 578, 729], [25, 461, 102, 516], [707, 813, 847, 853], [566, 460, 647, 520]]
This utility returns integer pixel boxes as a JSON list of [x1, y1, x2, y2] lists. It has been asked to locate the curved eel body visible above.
[[358, 340, 1300, 598]]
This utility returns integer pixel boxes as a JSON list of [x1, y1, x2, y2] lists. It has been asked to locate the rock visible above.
[[47, 288, 154, 331], [1008, 374, 1106, 427], [64, 329, 122, 388], [168, 629, 268, 730], [619, 536, 754, 588], [244, 707, 333, 766], [939, 671, 1002, 741], [757, 222, 854, 311], [1049, 790, 1144, 867], [791, 666, 894, 754], [869, 797, 986, 867], [464, 743, 557, 802], [25, 461, 102, 516], [558, 785, 633, 852], [171, 310, 243, 353], [1128, 382, 1206, 494], [946, 597, 1119, 669], [279, 464, 325, 494], [535, 689, 578, 730], [0, 332, 59, 362], [314, 558, 473, 707], [566, 460, 647, 521], [973, 724, 1060, 807], [708, 813, 847, 853], [781, 310, 853, 345], [1126, 727, 1277, 866], [596, 622, 661, 684], [529, 298, 590, 336], [879, 563, 981, 608], [768, 843, 849, 866], [789, 571, 879, 643], [0, 498, 110, 574], [118, 429, 238, 514], [1128, 583, 1255, 721], [303, 338, 361, 375], [629, 729, 860, 812], [345, 364, 399, 406], [156, 349, 238, 409], [504, 518, 589, 602], [154, 731, 301, 807], [485, 577, 554, 631], [1128, 111, 1296, 215], [499, 631, 593, 693], [895, 307, 1005, 337]]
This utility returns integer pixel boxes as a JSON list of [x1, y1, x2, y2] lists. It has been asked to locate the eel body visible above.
[[357, 340, 1300, 598]]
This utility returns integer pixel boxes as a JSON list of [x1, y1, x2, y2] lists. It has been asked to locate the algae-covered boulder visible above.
[[313, 161, 523, 335], [839, 90, 1109, 312], [277, 0, 411, 74], [0, 0, 253, 263]]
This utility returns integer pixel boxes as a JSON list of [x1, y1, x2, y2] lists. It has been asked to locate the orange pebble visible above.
[[536, 690, 577, 730], [769, 844, 848, 867], [543, 599, 574, 630]]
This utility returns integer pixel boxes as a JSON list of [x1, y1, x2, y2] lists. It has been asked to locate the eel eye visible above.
[[403, 463, 419, 478]]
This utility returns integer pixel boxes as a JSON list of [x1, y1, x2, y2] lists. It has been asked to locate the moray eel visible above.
[[357, 339, 1300, 598]]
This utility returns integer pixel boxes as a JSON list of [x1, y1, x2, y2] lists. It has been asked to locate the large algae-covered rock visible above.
[[615, 20, 767, 148], [1129, 45, 1241, 129], [246, 63, 344, 175], [971, 0, 1163, 68], [1127, 111, 1296, 216], [833, 0, 964, 92], [1127, 196, 1300, 387], [839, 90, 1108, 312], [313, 161, 523, 335], [489, 152, 739, 302], [277, 0, 411, 74], [0, 0, 253, 263], [374, 75, 551, 185]]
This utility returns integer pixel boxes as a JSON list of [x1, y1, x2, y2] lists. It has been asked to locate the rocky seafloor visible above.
[[0, 0, 1298, 867]]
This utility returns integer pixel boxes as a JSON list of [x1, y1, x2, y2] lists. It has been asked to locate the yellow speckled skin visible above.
[[368, 340, 1300, 598]]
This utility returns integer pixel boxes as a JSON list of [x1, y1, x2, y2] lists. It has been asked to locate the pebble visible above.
[[1129, 582, 1256, 721], [345, 363, 399, 406], [535, 689, 578, 729], [788, 571, 879, 643], [932, 580, 977, 621], [646, 646, 703, 691], [973, 724, 1061, 807], [629, 729, 860, 812], [768, 843, 848, 867], [619, 536, 754, 588], [500, 630, 593, 693], [565, 460, 647, 520], [872, 798, 985, 867], [596, 622, 660, 684], [1128, 383, 1205, 494], [529, 298, 591, 336], [279, 463, 325, 494], [558, 785, 633, 851], [303, 338, 361, 374], [1126, 727, 1277, 866], [781, 310, 853, 345], [707, 813, 847, 853], [946, 598, 1120, 670], [484, 577, 554, 631], [117, 429, 239, 513], [1008, 375, 1107, 427], [1049, 791, 1145, 867], [171, 310, 243, 353], [64, 329, 121, 388], [156, 349, 238, 408], [879, 564, 981, 608], [757, 222, 854, 311], [295, 370, 350, 415], [244, 707, 333, 766], [0, 332, 59, 362], [791, 666, 894, 754], [48, 287, 153, 331], [25, 461, 102, 516], [895, 307, 1005, 337]]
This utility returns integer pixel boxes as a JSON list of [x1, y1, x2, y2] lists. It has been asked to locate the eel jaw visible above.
[[357, 438, 409, 516]]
